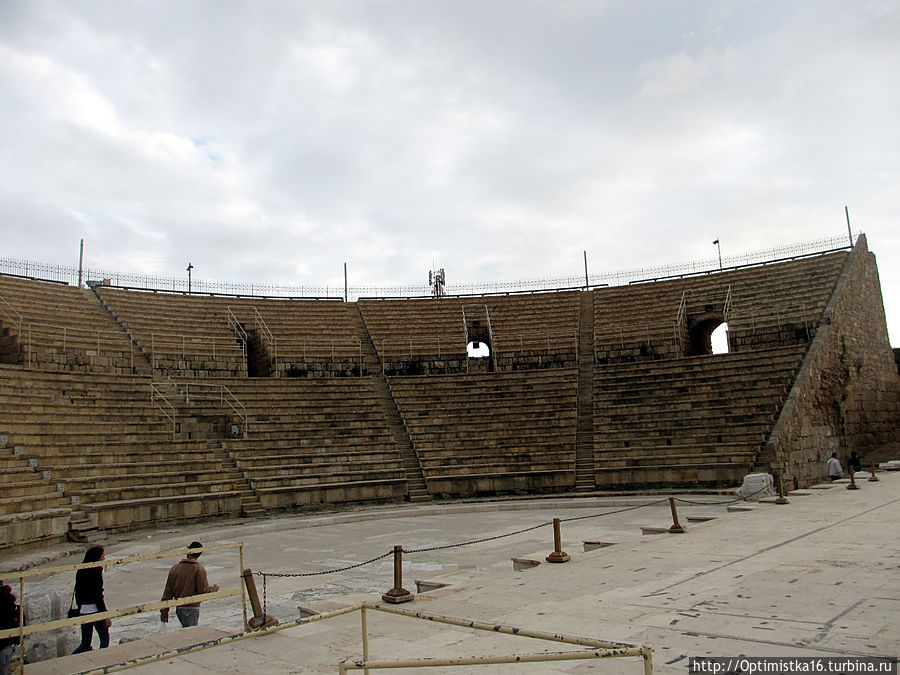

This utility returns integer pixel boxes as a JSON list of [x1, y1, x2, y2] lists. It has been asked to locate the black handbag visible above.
[[67, 588, 79, 619]]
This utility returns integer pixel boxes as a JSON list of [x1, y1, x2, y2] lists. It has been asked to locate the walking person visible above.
[[72, 546, 110, 654], [0, 583, 20, 675], [160, 542, 219, 628], [827, 452, 843, 482]]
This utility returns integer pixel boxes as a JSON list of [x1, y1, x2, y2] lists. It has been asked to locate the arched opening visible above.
[[687, 316, 727, 356], [711, 322, 729, 354], [467, 340, 490, 358]]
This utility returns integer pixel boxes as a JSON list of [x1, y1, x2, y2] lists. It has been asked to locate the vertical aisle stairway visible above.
[[348, 304, 431, 502], [575, 292, 596, 491]]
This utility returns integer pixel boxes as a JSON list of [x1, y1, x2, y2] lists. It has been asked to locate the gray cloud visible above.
[[0, 0, 897, 341]]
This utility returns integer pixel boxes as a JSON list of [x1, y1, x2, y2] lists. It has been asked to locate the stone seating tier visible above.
[[0, 276, 143, 375], [82, 491, 244, 531], [97, 288, 365, 377], [390, 369, 578, 496], [255, 479, 407, 510], [215, 375, 408, 509], [587, 345, 806, 487], [593, 463, 749, 487], [591, 252, 847, 360], [0, 366, 258, 534], [0, 246, 865, 543], [0, 508, 71, 549], [359, 291, 580, 370]]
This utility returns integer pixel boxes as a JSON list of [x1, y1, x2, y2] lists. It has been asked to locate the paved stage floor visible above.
[[3, 472, 898, 674]]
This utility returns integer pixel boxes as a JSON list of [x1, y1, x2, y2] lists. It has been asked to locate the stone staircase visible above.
[[221, 442, 267, 517], [0, 433, 71, 547], [575, 292, 595, 491], [67, 509, 107, 544], [349, 304, 430, 502], [89, 288, 153, 375]]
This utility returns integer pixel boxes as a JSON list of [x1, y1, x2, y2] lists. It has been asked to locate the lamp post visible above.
[[713, 239, 722, 270], [186, 262, 194, 294]]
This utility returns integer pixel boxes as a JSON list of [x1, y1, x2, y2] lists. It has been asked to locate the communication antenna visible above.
[[429, 267, 446, 298]]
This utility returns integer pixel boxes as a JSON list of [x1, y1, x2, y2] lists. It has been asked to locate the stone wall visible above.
[[766, 235, 900, 487]]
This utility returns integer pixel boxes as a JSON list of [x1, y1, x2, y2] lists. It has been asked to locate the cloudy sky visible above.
[[1, 1, 897, 343]]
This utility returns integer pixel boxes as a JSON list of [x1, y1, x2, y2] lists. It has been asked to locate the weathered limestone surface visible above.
[[767, 235, 900, 487]]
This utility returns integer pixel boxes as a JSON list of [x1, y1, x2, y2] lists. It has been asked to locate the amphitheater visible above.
[[1, 234, 898, 673]]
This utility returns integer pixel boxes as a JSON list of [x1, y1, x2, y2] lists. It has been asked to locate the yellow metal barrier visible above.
[[9, 601, 652, 674], [0, 543, 247, 675]]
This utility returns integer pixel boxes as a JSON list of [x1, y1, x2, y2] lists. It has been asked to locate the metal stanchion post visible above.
[[868, 462, 879, 482], [242, 569, 279, 629], [847, 468, 860, 490], [668, 497, 686, 533], [381, 546, 413, 603], [546, 518, 570, 563], [775, 474, 790, 505]]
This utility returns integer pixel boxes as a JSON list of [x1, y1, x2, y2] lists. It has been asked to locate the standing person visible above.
[[0, 584, 20, 675], [827, 452, 843, 481], [160, 542, 219, 628], [72, 546, 110, 654], [848, 451, 862, 475]]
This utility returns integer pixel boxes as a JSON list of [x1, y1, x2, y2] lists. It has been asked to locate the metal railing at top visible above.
[[0, 234, 855, 301]]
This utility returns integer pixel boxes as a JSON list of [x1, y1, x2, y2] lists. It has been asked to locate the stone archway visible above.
[[686, 314, 728, 356]]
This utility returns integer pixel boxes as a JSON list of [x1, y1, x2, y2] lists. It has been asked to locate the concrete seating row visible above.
[[0, 436, 71, 546], [96, 287, 248, 378], [97, 288, 369, 378], [0, 367, 253, 539], [592, 252, 848, 362], [389, 369, 578, 496], [359, 291, 581, 373], [210, 376, 409, 509], [0, 275, 142, 375], [589, 345, 806, 488]]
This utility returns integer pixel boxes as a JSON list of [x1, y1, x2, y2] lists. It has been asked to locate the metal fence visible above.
[[0, 234, 854, 301]]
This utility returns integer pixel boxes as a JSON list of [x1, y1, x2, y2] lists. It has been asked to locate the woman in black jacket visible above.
[[0, 583, 20, 675], [72, 546, 110, 653]]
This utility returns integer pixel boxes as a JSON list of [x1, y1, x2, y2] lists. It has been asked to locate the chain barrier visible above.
[[254, 489, 771, 579], [250, 486, 780, 613], [403, 520, 552, 554], [255, 550, 394, 579], [558, 497, 671, 524], [673, 484, 773, 505]]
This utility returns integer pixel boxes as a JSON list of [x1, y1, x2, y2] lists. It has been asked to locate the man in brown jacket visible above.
[[160, 541, 219, 628]]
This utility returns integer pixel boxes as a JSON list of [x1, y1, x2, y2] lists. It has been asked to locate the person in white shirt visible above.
[[827, 452, 843, 481]]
